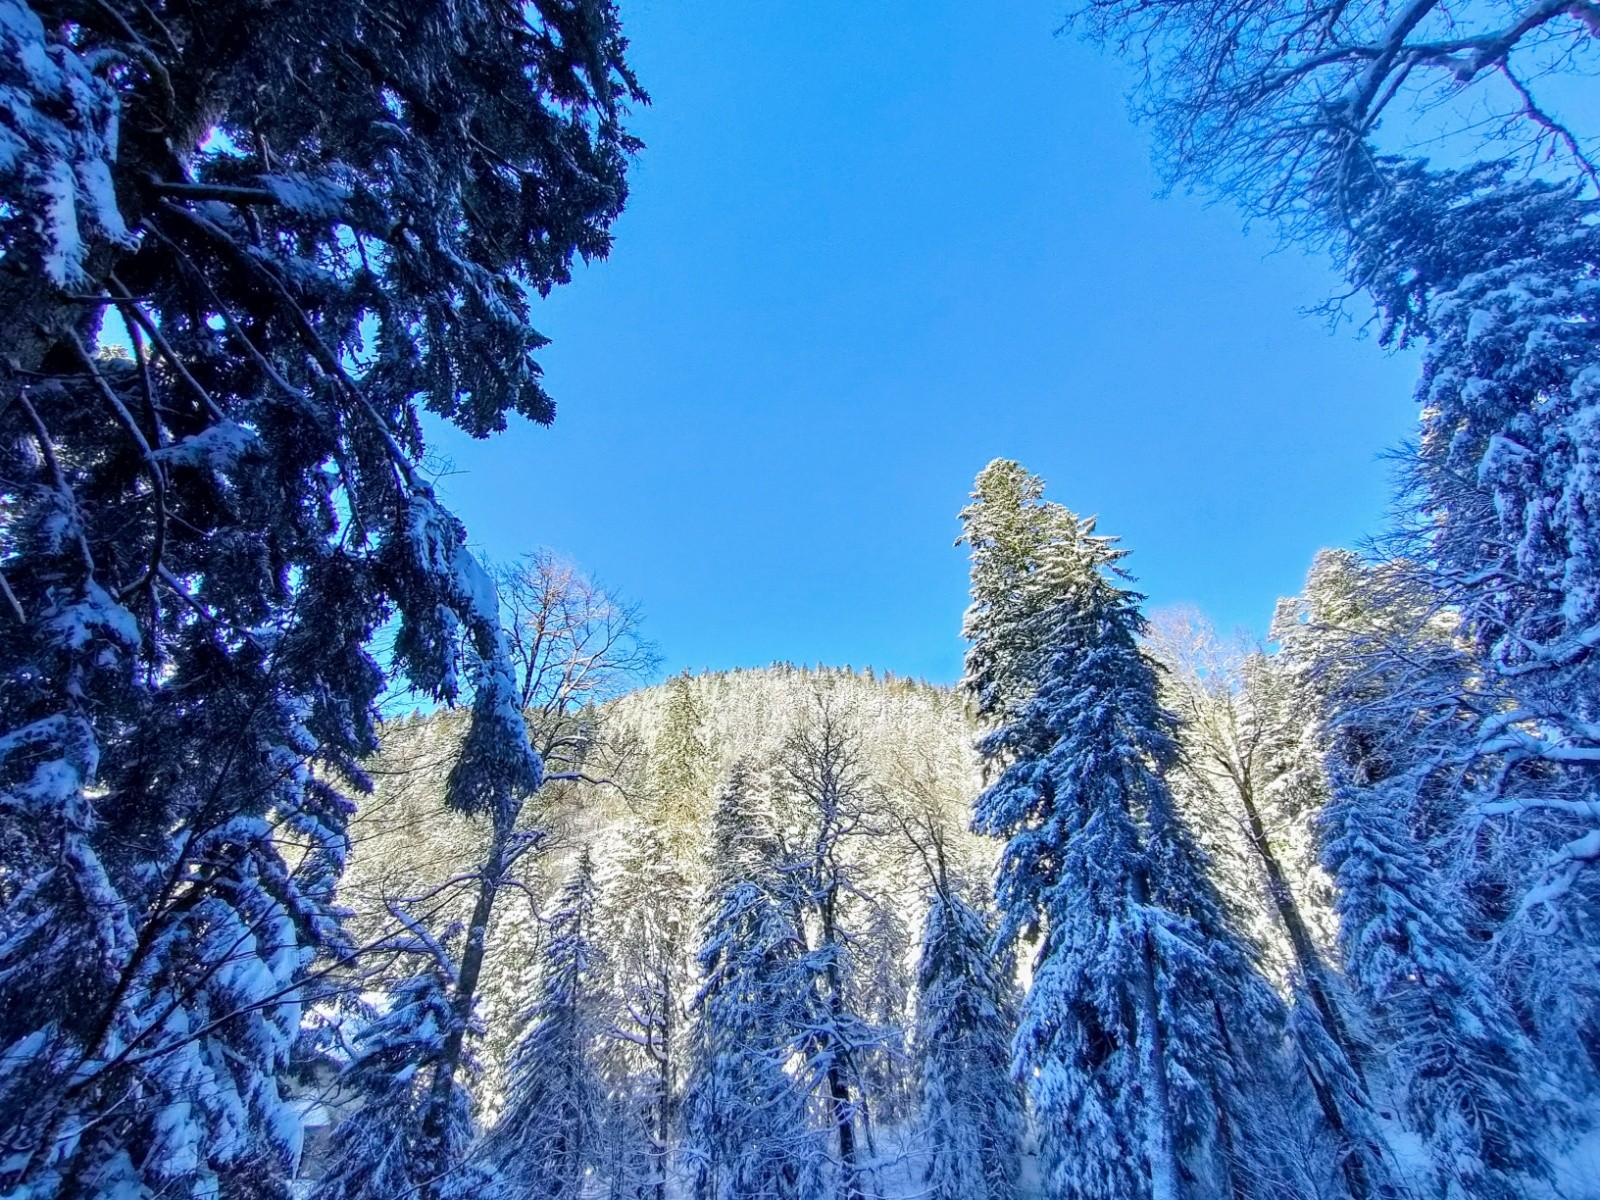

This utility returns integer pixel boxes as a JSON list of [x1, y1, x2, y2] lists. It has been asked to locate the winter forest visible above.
[[2, 3, 1600, 1200]]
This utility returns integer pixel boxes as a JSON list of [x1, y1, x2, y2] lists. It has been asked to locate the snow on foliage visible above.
[[961, 460, 1335, 1200], [0, 2, 642, 1198], [912, 885, 1022, 1200], [0, 0, 135, 284]]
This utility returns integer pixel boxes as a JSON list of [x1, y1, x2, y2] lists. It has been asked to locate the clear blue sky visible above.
[[427, 0, 1421, 684]]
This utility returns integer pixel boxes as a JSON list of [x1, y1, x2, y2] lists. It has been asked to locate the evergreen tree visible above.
[[487, 851, 608, 1200], [0, 4, 642, 1199], [1346, 162, 1600, 910], [961, 459, 1312, 1200], [911, 872, 1022, 1200], [314, 957, 485, 1200], [625, 671, 713, 1192], [602, 811, 697, 1200], [852, 898, 915, 1131], [683, 764, 825, 1200], [1277, 551, 1558, 1200]]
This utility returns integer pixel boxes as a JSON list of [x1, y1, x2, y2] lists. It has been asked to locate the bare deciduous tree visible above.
[[1072, 0, 1599, 226], [495, 551, 660, 769], [335, 553, 657, 1197]]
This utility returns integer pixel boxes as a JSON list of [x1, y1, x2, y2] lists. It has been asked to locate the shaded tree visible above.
[[486, 852, 609, 1200], [1276, 551, 1564, 1200], [683, 763, 825, 1200], [905, 817, 1022, 1200], [0, 4, 642, 1199]]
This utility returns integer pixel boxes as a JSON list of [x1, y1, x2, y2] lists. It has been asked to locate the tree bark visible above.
[[419, 797, 515, 1200], [1225, 765, 1383, 1200]]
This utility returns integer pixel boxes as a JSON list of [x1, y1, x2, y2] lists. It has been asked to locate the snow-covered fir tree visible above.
[[961, 459, 1320, 1200], [595, 674, 713, 1198], [910, 851, 1022, 1200], [1276, 550, 1562, 1200], [1343, 161, 1600, 915], [851, 898, 916, 1131], [683, 762, 827, 1200], [313, 952, 485, 1200], [486, 851, 609, 1200], [0, 5, 641, 1199]]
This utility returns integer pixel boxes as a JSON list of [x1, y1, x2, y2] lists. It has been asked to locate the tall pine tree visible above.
[[683, 763, 825, 1200], [910, 853, 1022, 1200], [1276, 550, 1558, 1200], [961, 459, 1314, 1200], [313, 922, 486, 1200]]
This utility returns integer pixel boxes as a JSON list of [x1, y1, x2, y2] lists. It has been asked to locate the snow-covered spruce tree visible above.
[[597, 671, 713, 1200], [1276, 550, 1559, 1200], [683, 763, 826, 1200], [961, 459, 1317, 1200], [910, 852, 1022, 1200], [314, 925, 487, 1200], [0, 5, 641, 1198], [851, 897, 915, 1131], [485, 851, 609, 1200], [1341, 161, 1600, 912], [600, 812, 698, 1200]]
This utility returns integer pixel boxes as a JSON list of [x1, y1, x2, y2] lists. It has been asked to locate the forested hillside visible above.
[[341, 667, 991, 1132], [331, 543, 1600, 1200]]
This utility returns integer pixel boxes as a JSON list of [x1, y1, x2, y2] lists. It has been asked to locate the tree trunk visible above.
[[653, 954, 672, 1200], [1230, 771, 1364, 1078], [828, 1059, 863, 1200], [1228, 769, 1382, 1200], [819, 888, 864, 1200], [419, 797, 514, 1199]]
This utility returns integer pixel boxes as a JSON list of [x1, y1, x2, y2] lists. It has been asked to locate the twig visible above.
[[14, 388, 96, 578], [0, 569, 25, 622], [106, 274, 227, 422], [1499, 61, 1600, 193], [64, 331, 168, 602]]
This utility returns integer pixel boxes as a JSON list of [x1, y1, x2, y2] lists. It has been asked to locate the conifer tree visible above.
[[683, 764, 825, 1200], [910, 863, 1022, 1200], [1345, 163, 1600, 907], [602, 814, 697, 1200], [961, 459, 1311, 1200], [488, 850, 608, 1200], [314, 947, 486, 1200], [853, 899, 915, 1130], [1277, 551, 1558, 1200], [0, 5, 642, 1199]]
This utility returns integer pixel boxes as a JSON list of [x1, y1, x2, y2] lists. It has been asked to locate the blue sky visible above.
[[428, 0, 1421, 684]]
